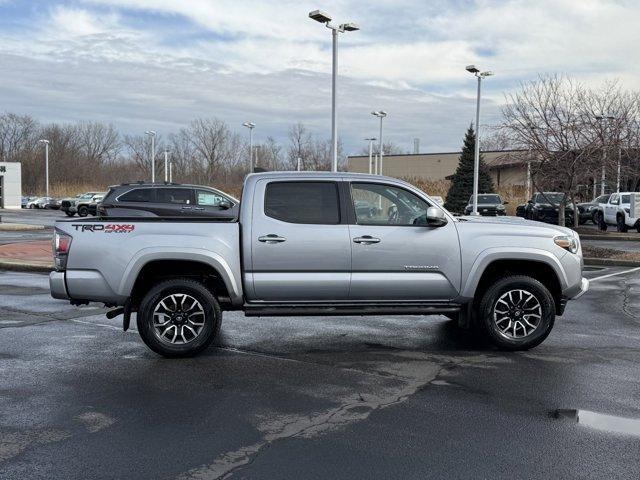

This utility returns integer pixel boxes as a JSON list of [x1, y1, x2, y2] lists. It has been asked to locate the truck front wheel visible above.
[[477, 275, 555, 351], [137, 278, 221, 358], [617, 215, 628, 233]]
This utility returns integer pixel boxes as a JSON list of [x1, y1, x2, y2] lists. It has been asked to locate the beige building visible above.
[[347, 150, 531, 190]]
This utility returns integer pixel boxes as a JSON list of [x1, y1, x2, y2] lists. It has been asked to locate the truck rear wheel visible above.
[[78, 205, 89, 217], [477, 275, 555, 351], [137, 278, 221, 358]]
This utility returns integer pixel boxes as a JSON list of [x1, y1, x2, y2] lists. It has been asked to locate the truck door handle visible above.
[[194, 207, 205, 211], [181, 206, 192, 210], [353, 235, 380, 244], [258, 234, 286, 244]]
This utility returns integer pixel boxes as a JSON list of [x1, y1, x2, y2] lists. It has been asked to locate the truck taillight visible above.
[[53, 230, 72, 270]]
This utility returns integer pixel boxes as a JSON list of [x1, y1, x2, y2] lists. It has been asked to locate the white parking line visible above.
[[589, 266, 640, 282]]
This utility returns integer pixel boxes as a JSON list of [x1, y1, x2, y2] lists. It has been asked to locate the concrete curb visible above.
[[580, 234, 640, 242], [0, 223, 46, 231], [0, 260, 53, 273], [584, 258, 640, 267]]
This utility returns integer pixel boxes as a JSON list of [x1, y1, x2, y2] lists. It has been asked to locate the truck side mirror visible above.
[[425, 206, 447, 227], [219, 199, 232, 210]]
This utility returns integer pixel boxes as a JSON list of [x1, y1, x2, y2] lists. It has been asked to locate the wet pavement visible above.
[[0, 267, 639, 479], [0, 208, 67, 227]]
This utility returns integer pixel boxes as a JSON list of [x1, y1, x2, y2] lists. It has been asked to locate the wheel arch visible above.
[[462, 249, 566, 315], [120, 248, 243, 308]]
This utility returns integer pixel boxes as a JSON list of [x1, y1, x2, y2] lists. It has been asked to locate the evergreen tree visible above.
[[444, 125, 495, 214]]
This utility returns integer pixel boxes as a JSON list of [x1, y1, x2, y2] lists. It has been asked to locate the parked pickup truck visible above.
[[50, 172, 589, 357], [596, 192, 640, 233]]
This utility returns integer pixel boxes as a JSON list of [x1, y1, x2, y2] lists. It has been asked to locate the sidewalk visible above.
[[0, 240, 53, 271]]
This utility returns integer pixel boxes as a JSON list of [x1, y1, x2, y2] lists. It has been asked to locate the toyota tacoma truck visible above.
[[50, 172, 589, 357]]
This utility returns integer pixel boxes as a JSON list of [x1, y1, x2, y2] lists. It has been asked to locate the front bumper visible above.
[[565, 277, 589, 300], [49, 271, 69, 299]]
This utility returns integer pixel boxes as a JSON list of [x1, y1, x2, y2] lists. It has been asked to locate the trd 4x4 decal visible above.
[[71, 224, 135, 233]]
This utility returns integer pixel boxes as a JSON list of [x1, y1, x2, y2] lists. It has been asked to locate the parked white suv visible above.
[[597, 192, 640, 233]]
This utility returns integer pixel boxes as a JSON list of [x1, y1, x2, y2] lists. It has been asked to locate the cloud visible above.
[[0, 0, 638, 155]]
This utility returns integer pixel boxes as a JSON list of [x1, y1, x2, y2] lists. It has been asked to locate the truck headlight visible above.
[[554, 235, 578, 254], [497, 205, 505, 210]]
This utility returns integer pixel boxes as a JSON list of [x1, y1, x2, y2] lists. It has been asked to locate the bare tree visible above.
[[0, 113, 39, 163], [254, 136, 283, 171], [501, 75, 610, 226]]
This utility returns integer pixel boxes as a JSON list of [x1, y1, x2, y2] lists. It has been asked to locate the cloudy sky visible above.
[[1, 0, 638, 154]]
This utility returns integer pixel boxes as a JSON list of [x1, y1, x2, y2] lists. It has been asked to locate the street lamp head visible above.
[[145, 130, 156, 137], [309, 10, 332, 23], [38, 139, 49, 145], [372, 111, 387, 118], [465, 64, 480, 74], [365, 137, 377, 141], [242, 122, 255, 129], [340, 22, 359, 32], [480, 71, 494, 77]]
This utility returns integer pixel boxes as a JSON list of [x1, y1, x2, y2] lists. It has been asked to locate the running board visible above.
[[243, 303, 461, 317]]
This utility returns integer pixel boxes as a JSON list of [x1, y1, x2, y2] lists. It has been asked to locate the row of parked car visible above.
[[21, 184, 238, 219], [513, 191, 640, 232]]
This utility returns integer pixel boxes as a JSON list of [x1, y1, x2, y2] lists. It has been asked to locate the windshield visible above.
[[470, 194, 501, 204], [535, 193, 564, 204]]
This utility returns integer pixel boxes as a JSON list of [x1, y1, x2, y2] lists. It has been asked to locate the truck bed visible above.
[[53, 218, 242, 305]]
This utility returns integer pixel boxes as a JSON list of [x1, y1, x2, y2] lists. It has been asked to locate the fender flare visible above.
[[460, 247, 568, 299], [118, 247, 243, 305]]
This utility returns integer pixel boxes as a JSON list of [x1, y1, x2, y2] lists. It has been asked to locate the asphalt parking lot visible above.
[[0, 208, 67, 227], [0, 267, 639, 479]]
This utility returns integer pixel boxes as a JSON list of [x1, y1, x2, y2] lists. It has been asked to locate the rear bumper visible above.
[[49, 271, 69, 299]]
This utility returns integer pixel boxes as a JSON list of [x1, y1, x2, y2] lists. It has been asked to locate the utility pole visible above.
[[465, 65, 494, 215], [145, 131, 156, 183], [309, 10, 359, 172], [38, 140, 50, 197], [365, 137, 376, 174], [163, 150, 170, 182]]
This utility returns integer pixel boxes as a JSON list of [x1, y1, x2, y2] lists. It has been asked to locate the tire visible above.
[[591, 211, 599, 224], [137, 278, 221, 358], [65, 211, 75, 217], [617, 215, 628, 233], [29, 204, 35, 209], [477, 275, 555, 351], [598, 212, 608, 231], [77, 205, 89, 217]]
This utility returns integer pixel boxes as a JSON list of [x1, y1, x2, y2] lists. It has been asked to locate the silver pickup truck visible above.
[[50, 172, 588, 357]]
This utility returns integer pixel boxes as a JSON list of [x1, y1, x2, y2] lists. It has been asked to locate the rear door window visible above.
[[156, 188, 193, 205], [264, 182, 340, 224], [197, 190, 227, 207], [119, 188, 152, 202]]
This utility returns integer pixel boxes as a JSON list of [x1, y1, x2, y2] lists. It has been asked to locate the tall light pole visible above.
[[169, 161, 173, 183], [145, 130, 156, 183], [163, 149, 170, 182], [309, 10, 359, 172], [596, 114, 616, 194], [371, 111, 387, 175], [38, 139, 50, 197], [365, 137, 377, 174], [465, 65, 493, 215], [242, 122, 255, 172]]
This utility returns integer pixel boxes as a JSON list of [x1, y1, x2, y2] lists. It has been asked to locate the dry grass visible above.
[[401, 176, 527, 215], [582, 245, 640, 262]]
